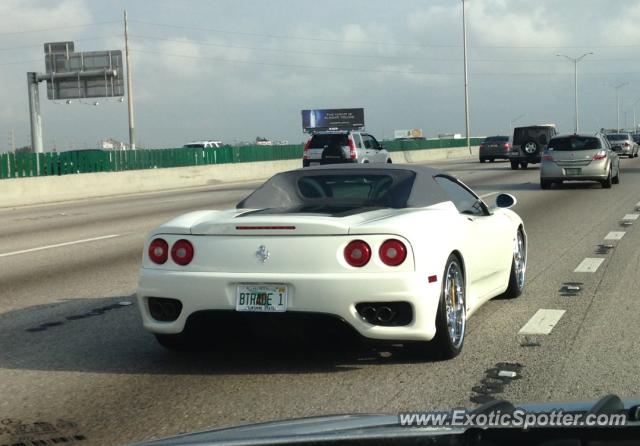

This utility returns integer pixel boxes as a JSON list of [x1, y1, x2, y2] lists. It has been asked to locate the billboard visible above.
[[394, 129, 424, 139], [301, 108, 364, 132], [44, 41, 124, 100]]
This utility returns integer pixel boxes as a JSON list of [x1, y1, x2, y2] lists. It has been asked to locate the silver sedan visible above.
[[540, 134, 620, 189], [605, 133, 639, 158]]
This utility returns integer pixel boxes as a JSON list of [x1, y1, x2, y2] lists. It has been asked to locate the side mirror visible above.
[[495, 193, 517, 209]]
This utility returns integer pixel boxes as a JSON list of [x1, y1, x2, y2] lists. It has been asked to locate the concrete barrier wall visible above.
[[0, 146, 479, 208]]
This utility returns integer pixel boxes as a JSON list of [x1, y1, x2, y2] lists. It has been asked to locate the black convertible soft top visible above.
[[236, 164, 454, 211]]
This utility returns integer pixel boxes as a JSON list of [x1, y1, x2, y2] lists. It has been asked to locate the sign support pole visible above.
[[124, 10, 136, 150], [27, 72, 43, 175]]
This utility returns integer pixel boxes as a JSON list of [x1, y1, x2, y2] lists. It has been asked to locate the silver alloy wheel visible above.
[[524, 142, 537, 153], [514, 231, 526, 289], [444, 261, 466, 348]]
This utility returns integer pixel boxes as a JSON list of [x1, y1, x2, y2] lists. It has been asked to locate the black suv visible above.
[[508, 125, 557, 169]]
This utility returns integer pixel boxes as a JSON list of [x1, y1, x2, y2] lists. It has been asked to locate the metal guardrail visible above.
[[0, 138, 483, 179]]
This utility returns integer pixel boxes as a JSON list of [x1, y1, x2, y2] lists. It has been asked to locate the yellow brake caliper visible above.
[[450, 273, 457, 311]]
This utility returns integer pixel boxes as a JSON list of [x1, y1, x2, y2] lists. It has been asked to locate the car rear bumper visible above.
[[479, 150, 510, 159], [611, 146, 633, 155], [137, 269, 442, 342], [540, 159, 610, 181], [508, 152, 541, 163], [303, 159, 357, 167]]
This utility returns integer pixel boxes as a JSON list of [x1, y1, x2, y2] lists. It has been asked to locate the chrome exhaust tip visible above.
[[361, 306, 377, 324], [376, 306, 396, 323]]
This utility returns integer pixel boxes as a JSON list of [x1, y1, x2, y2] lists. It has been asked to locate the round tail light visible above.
[[379, 239, 407, 266], [148, 238, 169, 264], [344, 240, 371, 267], [171, 239, 194, 266]]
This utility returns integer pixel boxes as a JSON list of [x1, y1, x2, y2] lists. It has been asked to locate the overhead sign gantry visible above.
[[27, 41, 124, 154]]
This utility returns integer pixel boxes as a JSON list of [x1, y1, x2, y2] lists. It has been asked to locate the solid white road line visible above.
[[518, 309, 566, 336], [574, 257, 605, 273], [604, 231, 626, 241], [622, 214, 639, 221], [0, 234, 121, 258]]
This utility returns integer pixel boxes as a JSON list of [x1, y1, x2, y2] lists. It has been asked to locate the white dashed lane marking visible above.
[[518, 309, 566, 335], [622, 214, 639, 221], [574, 258, 605, 273], [0, 234, 121, 258], [604, 231, 626, 240]]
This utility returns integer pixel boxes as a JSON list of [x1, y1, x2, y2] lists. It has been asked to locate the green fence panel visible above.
[[1, 138, 488, 180], [0, 154, 8, 179], [8, 153, 16, 178]]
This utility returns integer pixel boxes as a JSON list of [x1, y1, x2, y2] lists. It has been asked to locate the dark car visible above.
[[479, 136, 510, 162], [508, 124, 557, 169]]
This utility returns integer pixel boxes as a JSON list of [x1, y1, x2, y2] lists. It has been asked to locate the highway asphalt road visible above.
[[1, 157, 640, 445]]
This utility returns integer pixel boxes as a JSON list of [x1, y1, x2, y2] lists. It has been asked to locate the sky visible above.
[[2, 0, 640, 151]]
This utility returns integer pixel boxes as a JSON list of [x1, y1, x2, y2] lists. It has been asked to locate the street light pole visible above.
[[611, 82, 629, 132], [462, 0, 471, 154], [509, 113, 527, 134], [556, 52, 592, 133], [632, 98, 640, 131]]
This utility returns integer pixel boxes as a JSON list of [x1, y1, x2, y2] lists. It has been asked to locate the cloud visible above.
[[2, 0, 639, 150], [0, 0, 92, 34], [0, 0, 93, 151]]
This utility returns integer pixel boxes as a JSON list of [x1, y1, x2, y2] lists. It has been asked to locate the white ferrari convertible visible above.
[[137, 164, 526, 359]]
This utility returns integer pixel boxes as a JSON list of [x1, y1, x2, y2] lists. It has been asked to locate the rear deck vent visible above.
[[235, 226, 296, 230]]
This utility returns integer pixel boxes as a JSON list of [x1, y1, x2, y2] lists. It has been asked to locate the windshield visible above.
[[513, 127, 554, 145], [2, 2, 637, 446], [237, 169, 424, 212], [548, 136, 601, 151], [605, 134, 628, 141], [309, 134, 349, 149]]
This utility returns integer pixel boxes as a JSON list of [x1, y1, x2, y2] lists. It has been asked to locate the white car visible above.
[[183, 140, 223, 149], [137, 164, 526, 359]]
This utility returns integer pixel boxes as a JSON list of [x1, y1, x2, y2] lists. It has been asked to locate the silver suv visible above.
[[302, 131, 391, 167]]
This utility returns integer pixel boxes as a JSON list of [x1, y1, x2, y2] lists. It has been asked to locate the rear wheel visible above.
[[510, 161, 519, 170], [523, 140, 539, 155], [601, 168, 613, 189], [489, 158, 495, 163], [502, 229, 526, 299], [612, 167, 620, 184], [540, 179, 551, 189], [520, 162, 528, 169], [479, 158, 487, 163], [408, 254, 466, 360]]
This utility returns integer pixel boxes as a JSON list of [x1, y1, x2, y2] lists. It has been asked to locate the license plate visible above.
[[565, 168, 581, 175], [236, 284, 288, 312]]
